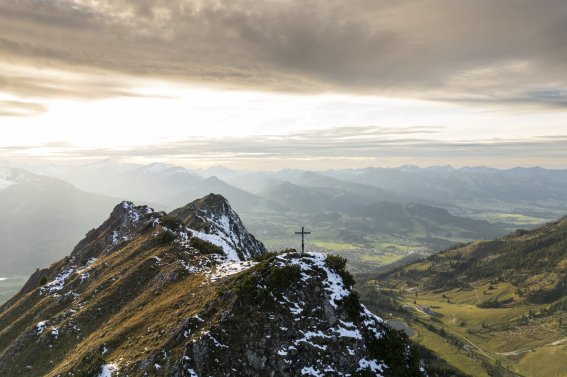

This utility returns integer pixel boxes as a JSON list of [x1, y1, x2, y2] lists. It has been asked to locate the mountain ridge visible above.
[[0, 194, 424, 376]]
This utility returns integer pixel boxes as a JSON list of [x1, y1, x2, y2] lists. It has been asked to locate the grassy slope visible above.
[[0, 230, 225, 376], [358, 217, 567, 377]]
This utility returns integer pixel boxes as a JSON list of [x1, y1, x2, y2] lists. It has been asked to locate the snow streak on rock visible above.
[[357, 358, 386, 374], [36, 321, 47, 335], [97, 363, 119, 377], [207, 260, 257, 282], [278, 253, 351, 309], [40, 267, 74, 294]]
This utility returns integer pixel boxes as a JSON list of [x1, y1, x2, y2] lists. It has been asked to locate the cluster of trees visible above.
[[528, 273, 567, 304]]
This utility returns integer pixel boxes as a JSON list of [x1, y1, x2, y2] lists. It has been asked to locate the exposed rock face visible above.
[[0, 194, 424, 377]]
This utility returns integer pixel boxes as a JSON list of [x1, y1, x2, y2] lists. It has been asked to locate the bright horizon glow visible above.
[[2, 72, 567, 169]]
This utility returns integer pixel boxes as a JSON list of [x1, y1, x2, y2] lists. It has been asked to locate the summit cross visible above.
[[295, 226, 311, 254]]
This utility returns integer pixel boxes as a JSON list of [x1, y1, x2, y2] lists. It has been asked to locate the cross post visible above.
[[295, 226, 311, 253]]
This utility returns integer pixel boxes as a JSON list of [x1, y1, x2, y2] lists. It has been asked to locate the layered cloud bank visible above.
[[1, 0, 567, 102]]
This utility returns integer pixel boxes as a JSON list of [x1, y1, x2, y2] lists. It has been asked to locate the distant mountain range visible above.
[[56, 160, 201, 208], [0, 167, 118, 276], [325, 165, 567, 217], [259, 172, 395, 213], [29, 160, 567, 218], [173, 176, 262, 212], [2, 160, 565, 286]]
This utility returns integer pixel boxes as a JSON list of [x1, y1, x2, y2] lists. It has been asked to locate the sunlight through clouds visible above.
[[1, 0, 566, 168]]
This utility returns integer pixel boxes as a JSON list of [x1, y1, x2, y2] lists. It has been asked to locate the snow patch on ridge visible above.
[[208, 260, 257, 282], [191, 228, 240, 261], [36, 321, 47, 335], [97, 363, 119, 377], [276, 252, 385, 341], [357, 358, 386, 374], [301, 366, 324, 376], [179, 199, 265, 261], [186, 368, 199, 377], [360, 305, 385, 340], [166, 209, 258, 262], [40, 267, 74, 294], [277, 252, 351, 309]]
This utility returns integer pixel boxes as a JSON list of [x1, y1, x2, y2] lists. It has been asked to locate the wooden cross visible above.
[[295, 226, 311, 253]]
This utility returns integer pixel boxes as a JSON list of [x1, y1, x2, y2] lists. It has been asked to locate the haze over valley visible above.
[[2, 161, 567, 300]]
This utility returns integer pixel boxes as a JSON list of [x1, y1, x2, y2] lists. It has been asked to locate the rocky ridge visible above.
[[0, 194, 424, 376]]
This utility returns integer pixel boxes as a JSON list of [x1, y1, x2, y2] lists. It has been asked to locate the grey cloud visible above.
[[0, 67, 165, 101], [1, 0, 567, 105], [526, 89, 567, 107], [145, 135, 567, 160], [0, 100, 47, 117], [437, 88, 567, 109]]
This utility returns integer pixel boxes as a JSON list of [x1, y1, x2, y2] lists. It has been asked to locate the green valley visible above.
[[358, 216, 567, 376]]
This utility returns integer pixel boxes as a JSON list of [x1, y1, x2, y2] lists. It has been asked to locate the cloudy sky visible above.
[[1, 0, 567, 169]]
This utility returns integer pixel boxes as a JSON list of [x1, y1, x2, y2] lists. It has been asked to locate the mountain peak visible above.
[[68, 201, 161, 264], [192, 192, 229, 207], [170, 194, 266, 261], [139, 162, 188, 175], [202, 175, 224, 184], [172, 193, 231, 220]]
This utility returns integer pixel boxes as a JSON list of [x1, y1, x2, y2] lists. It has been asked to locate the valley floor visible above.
[[359, 281, 567, 377], [0, 276, 28, 305]]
